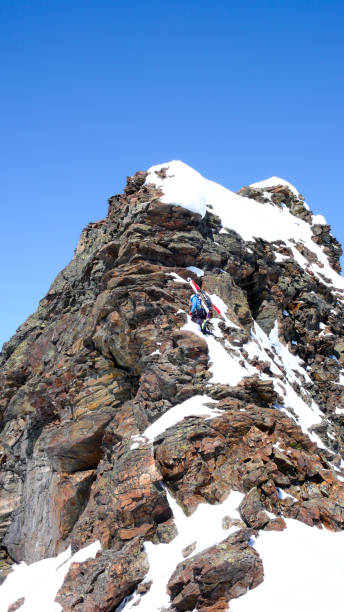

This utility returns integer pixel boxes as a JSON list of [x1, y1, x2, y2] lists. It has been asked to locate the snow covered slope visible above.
[[250, 175, 301, 196], [146, 161, 344, 290], [0, 542, 101, 612]]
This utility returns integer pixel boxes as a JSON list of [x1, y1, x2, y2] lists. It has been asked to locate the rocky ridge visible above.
[[1, 161, 344, 611]]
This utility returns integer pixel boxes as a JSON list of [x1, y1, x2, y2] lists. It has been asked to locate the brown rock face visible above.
[[70, 428, 175, 553], [7, 598, 25, 612], [55, 538, 148, 612], [154, 401, 344, 531], [167, 529, 263, 611], [1, 165, 344, 611]]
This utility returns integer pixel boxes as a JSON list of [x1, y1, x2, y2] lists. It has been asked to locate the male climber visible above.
[[189, 292, 208, 334]]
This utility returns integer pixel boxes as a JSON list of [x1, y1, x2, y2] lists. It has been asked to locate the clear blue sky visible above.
[[1, 0, 343, 349]]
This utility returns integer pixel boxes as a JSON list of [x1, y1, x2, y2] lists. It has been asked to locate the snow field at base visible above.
[[146, 161, 344, 292], [231, 519, 344, 612], [0, 541, 101, 612], [120, 489, 245, 612]]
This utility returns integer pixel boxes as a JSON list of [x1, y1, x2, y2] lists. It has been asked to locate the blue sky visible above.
[[1, 0, 343, 348]]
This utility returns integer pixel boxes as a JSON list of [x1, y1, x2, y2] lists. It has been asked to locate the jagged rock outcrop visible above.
[[167, 529, 263, 611], [55, 538, 149, 612], [1, 161, 344, 611]]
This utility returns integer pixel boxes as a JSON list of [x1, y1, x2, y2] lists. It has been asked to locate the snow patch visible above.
[[130, 395, 220, 450], [243, 322, 324, 447], [250, 175, 300, 197], [167, 272, 187, 283], [140, 395, 220, 442], [182, 318, 254, 385], [146, 161, 207, 217], [231, 519, 344, 612], [0, 541, 101, 612], [208, 293, 239, 328], [277, 487, 297, 502], [121, 489, 244, 612], [312, 214, 327, 225], [187, 266, 204, 277], [274, 252, 290, 263]]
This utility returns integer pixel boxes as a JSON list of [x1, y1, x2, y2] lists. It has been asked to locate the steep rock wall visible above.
[[1, 163, 344, 611]]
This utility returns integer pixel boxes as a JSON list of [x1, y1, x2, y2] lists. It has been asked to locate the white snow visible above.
[[182, 314, 324, 447], [208, 293, 240, 328], [182, 317, 253, 385], [312, 214, 327, 225], [274, 251, 290, 263], [250, 175, 300, 197], [120, 488, 244, 612], [186, 265, 204, 277], [132, 395, 220, 446], [237, 321, 326, 448], [146, 161, 208, 217], [333, 371, 344, 386], [273, 441, 282, 449], [277, 487, 297, 502], [207, 336, 248, 385], [167, 271, 187, 283], [210, 317, 224, 338], [0, 541, 101, 612], [146, 161, 344, 291], [269, 321, 311, 384], [231, 519, 344, 612]]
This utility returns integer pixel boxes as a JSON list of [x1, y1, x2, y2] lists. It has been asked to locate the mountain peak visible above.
[[1, 161, 344, 611], [145, 161, 342, 288]]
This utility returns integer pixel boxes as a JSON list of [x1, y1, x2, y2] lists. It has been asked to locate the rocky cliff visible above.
[[1, 161, 344, 611]]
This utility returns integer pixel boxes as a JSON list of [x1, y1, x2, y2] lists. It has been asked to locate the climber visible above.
[[189, 292, 208, 334]]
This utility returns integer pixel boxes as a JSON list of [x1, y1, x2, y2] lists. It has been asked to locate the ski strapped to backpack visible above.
[[187, 277, 222, 317]]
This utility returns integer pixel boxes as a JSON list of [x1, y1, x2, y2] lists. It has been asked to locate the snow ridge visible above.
[[146, 161, 344, 291], [250, 175, 300, 196]]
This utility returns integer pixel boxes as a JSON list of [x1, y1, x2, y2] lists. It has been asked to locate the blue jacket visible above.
[[190, 294, 202, 313]]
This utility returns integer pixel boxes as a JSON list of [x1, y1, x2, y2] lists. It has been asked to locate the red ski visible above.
[[187, 278, 222, 316]]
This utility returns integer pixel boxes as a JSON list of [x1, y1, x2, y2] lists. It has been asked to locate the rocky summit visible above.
[[1, 161, 344, 611]]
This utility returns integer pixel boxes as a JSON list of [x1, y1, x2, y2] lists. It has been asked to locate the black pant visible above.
[[191, 307, 207, 327]]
